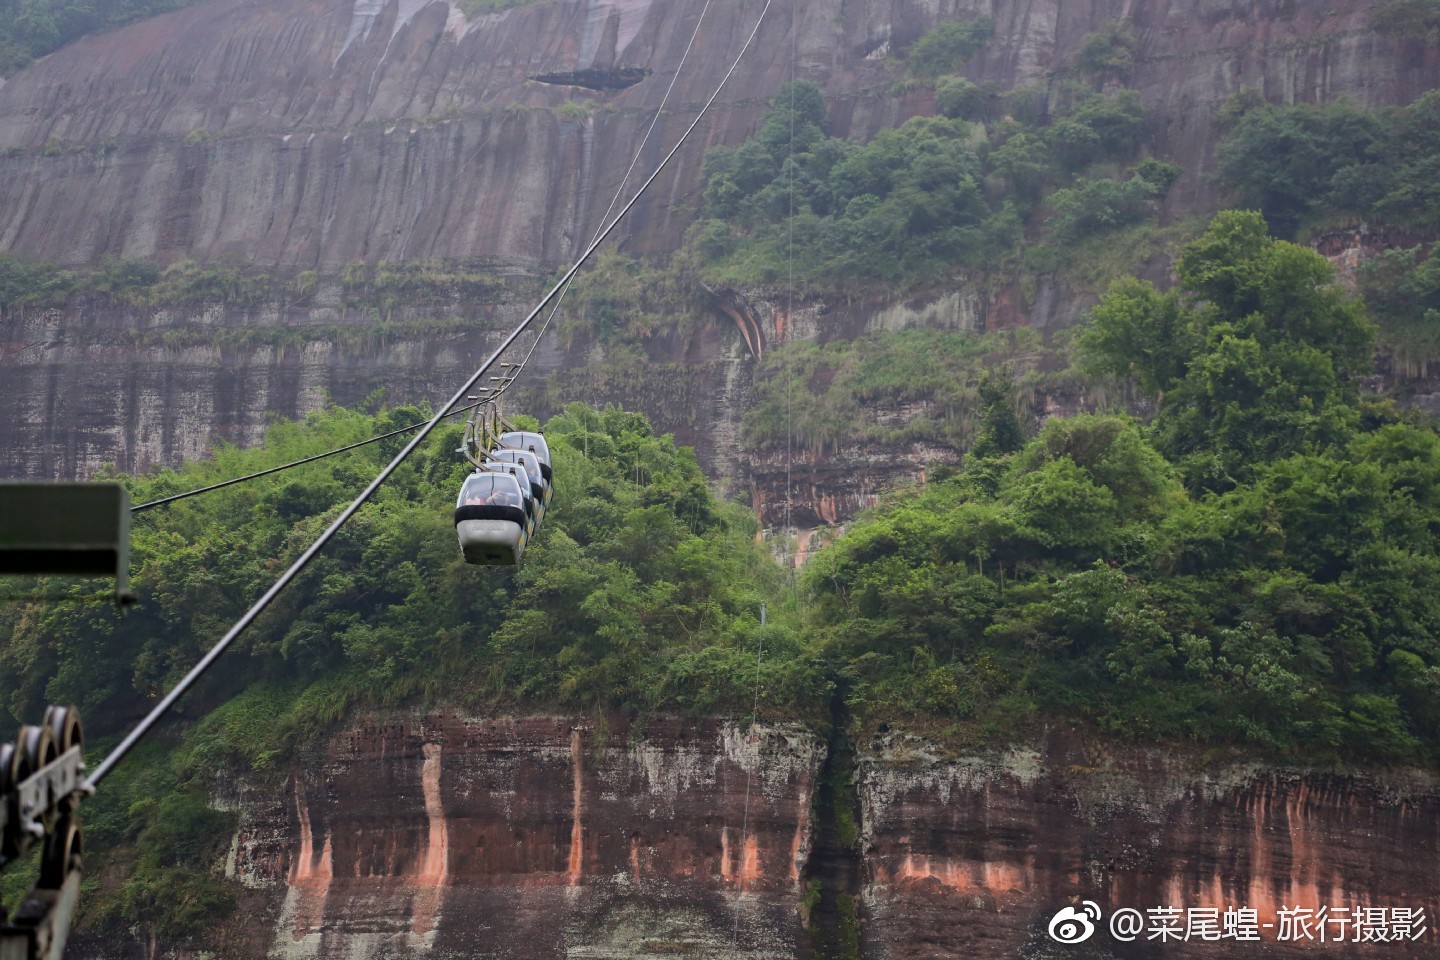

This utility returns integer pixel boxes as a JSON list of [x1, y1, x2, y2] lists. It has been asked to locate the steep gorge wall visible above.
[[0, 0, 1432, 269], [860, 730, 1440, 959], [70, 716, 1440, 959], [3, 0, 1439, 508], [230, 713, 823, 960]]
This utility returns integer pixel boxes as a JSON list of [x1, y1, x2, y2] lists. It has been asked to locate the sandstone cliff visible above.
[[68, 715, 1440, 959], [3, 0, 1438, 528], [860, 730, 1440, 959], [0, 0, 1433, 269], [230, 713, 822, 960]]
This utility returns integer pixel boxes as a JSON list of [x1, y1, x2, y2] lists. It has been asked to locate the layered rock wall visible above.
[[0, 0, 1433, 270], [859, 731, 1440, 959], [3, 0, 1438, 519], [73, 718, 1440, 959], [225, 713, 824, 959]]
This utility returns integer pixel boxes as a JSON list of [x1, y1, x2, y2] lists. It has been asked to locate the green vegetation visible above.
[[1216, 90, 1440, 236], [0, 0, 195, 74], [3, 214, 1438, 942], [0, 401, 820, 940], [904, 18, 993, 77], [695, 81, 1168, 294], [742, 327, 1038, 455], [0, 0, 547, 74], [2, 403, 815, 745], [0, 254, 518, 319], [559, 252, 706, 347], [1358, 243, 1440, 376], [455, 0, 544, 16], [807, 212, 1440, 764], [1213, 90, 1440, 370], [934, 76, 988, 121], [1372, 0, 1440, 43], [339, 258, 513, 311], [1046, 160, 1178, 243], [0, 255, 276, 311], [1072, 20, 1138, 79], [1080, 210, 1373, 490]]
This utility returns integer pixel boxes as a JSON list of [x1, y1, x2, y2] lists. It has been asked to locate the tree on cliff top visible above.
[[1372, 0, 1440, 44], [1, 400, 825, 941], [806, 209, 1440, 765], [1079, 210, 1375, 492]]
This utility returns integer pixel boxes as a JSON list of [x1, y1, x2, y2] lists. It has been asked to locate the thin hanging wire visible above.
[[784, 17, 797, 593], [129, 397, 494, 513], [129, 0, 717, 513], [489, 0, 713, 407], [731, 10, 798, 955], [85, 0, 776, 790], [730, 601, 767, 955]]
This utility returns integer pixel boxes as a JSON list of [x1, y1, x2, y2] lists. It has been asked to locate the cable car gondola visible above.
[[484, 461, 538, 539], [496, 432, 552, 485], [454, 471, 529, 565], [456, 403, 555, 565], [488, 448, 550, 513]]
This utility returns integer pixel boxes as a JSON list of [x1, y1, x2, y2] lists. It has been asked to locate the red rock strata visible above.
[[232, 712, 823, 958], [859, 730, 1440, 959]]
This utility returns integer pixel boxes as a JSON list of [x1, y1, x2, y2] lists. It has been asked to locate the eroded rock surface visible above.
[[859, 730, 1440, 958], [0, 0, 1433, 268], [3, 0, 1439, 524], [231, 713, 823, 959]]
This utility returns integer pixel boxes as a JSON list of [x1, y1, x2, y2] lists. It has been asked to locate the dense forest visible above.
[[813, 212, 1440, 763], [10, 208, 1440, 935], [694, 74, 1172, 295], [0, 402, 814, 933]]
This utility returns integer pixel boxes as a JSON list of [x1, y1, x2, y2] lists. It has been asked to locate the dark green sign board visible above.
[[0, 483, 130, 595]]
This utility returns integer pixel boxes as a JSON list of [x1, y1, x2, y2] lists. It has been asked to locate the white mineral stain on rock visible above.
[[865, 290, 983, 334], [720, 722, 825, 801]]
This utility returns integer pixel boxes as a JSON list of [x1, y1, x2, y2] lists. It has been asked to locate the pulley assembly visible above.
[[0, 706, 88, 960]]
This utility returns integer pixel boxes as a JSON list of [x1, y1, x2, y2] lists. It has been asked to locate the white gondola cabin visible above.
[[488, 448, 550, 512], [484, 461, 537, 538], [496, 432, 552, 485], [454, 471, 529, 565]]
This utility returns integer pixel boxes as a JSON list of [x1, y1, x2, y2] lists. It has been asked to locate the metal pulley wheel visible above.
[[37, 814, 81, 890], [43, 706, 82, 816], [0, 742, 17, 861], [43, 706, 82, 756], [19, 723, 56, 775]]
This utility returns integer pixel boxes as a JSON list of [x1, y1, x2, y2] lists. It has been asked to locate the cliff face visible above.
[[859, 730, 1440, 959], [0, 0, 1432, 270], [69, 716, 1440, 959], [224, 713, 824, 960], [3, 0, 1438, 513]]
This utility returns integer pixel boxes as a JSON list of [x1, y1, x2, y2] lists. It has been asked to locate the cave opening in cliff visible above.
[[530, 67, 651, 91]]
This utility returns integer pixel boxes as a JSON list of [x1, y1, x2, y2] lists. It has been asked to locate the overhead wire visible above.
[[133, 0, 716, 513], [486, 0, 715, 408], [785, 16, 797, 591], [128, 397, 492, 514], [84, 0, 775, 790]]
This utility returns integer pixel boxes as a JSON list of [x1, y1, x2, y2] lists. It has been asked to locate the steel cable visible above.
[[86, 0, 774, 789]]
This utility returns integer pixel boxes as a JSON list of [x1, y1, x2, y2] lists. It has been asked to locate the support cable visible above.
[[85, 0, 773, 790], [133, 0, 717, 513], [732, 12, 794, 954], [128, 398, 491, 514], [784, 25, 797, 591], [487, 0, 714, 407], [730, 602, 767, 955]]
